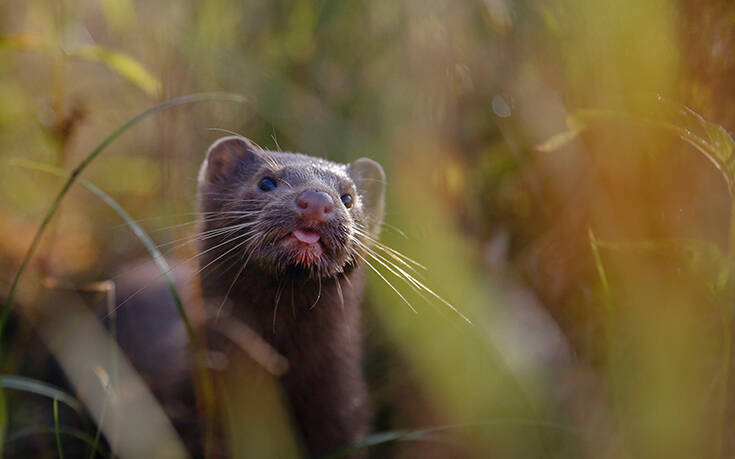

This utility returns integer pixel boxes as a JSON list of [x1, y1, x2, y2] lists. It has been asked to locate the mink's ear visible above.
[[198, 136, 262, 184], [348, 157, 386, 236]]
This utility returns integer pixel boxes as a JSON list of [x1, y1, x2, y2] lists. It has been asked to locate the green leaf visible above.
[[67, 45, 161, 97]]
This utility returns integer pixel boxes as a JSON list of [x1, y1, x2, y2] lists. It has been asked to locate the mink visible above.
[[196, 136, 386, 457]]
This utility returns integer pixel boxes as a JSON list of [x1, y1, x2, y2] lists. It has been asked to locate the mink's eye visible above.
[[340, 193, 353, 208], [258, 177, 277, 192]]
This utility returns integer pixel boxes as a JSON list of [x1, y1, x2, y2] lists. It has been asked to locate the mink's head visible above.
[[197, 136, 385, 279]]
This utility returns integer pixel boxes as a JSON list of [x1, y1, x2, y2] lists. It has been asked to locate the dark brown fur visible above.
[[197, 136, 385, 457]]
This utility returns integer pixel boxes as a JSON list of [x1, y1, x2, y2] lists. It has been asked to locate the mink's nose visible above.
[[296, 190, 334, 223]]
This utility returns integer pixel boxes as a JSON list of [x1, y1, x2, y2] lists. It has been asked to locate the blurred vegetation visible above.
[[2, 0, 735, 457]]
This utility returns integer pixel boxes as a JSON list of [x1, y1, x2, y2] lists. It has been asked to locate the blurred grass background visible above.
[[2, 0, 735, 457]]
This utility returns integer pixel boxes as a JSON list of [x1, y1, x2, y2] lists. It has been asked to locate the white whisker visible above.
[[334, 275, 344, 311], [310, 276, 322, 310], [215, 247, 255, 321], [351, 236, 471, 324], [353, 252, 417, 314], [273, 281, 285, 333]]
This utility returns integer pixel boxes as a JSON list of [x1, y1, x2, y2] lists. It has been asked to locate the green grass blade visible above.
[[323, 420, 577, 458], [4, 94, 235, 453], [9, 159, 193, 342], [0, 92, 246, 342], [54, 398, 64, 459], [0, 378, 5, 457], [11, 157, 223, 454], [0, 36, 161, 96], [87, 392, 108, 459], [67, 45, 162, 96], [588, 228, 612, 314], [1, 375, 82, 415], [322, 430, 410, 458], [8, 159, 220, 452], [536, 97, 735, 195], [591, 236, 731, 294], [4, 425, 110, 458]]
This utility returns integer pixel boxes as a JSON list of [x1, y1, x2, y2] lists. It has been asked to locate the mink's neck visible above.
[[201, 266, 370, 457], [202, 265, 363, 340]]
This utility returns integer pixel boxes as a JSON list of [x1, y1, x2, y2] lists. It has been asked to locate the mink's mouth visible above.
[[293, 229, 321, 244], [280, 228, 326, 267], [255, 219, 351, 277]]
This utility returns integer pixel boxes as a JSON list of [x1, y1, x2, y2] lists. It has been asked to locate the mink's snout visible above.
[[296, 190, 335, 224]]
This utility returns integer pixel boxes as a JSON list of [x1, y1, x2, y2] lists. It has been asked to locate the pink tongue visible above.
[[293, 229, 320, 244]]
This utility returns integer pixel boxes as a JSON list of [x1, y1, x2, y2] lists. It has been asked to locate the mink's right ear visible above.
[[198, 136, 262, 184], [348, 157, 386, 237]]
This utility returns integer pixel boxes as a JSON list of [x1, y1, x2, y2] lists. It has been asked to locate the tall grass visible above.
[[3, 0, 735, 457], [1, 92, 247, 339], [1, 93, 245, 458]]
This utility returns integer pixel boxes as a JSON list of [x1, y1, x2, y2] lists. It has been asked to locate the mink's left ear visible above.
[[347, 158, 386, 236], [198, 136, 262, 185]]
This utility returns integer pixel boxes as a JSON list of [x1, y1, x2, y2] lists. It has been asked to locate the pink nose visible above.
[[296, 190, 334, 223]]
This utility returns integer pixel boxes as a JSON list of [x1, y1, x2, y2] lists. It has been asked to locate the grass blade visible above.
[[87, 389, 108, 459], [11, 157, 218, 454], [588, 229, 612, 314], [2, 93, 243, 455], [8, 159, 193, 342], [54, 398, 64, 459], [1, 91, 246, 342], [4, 425, 110, 457], [67, 45, 161, 96], [0, 379, 5, 457], [323, 420, 577, 458], [536, 96, 735, 195], [0, 36, 161, 96], [1, 375, 82, 415]]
